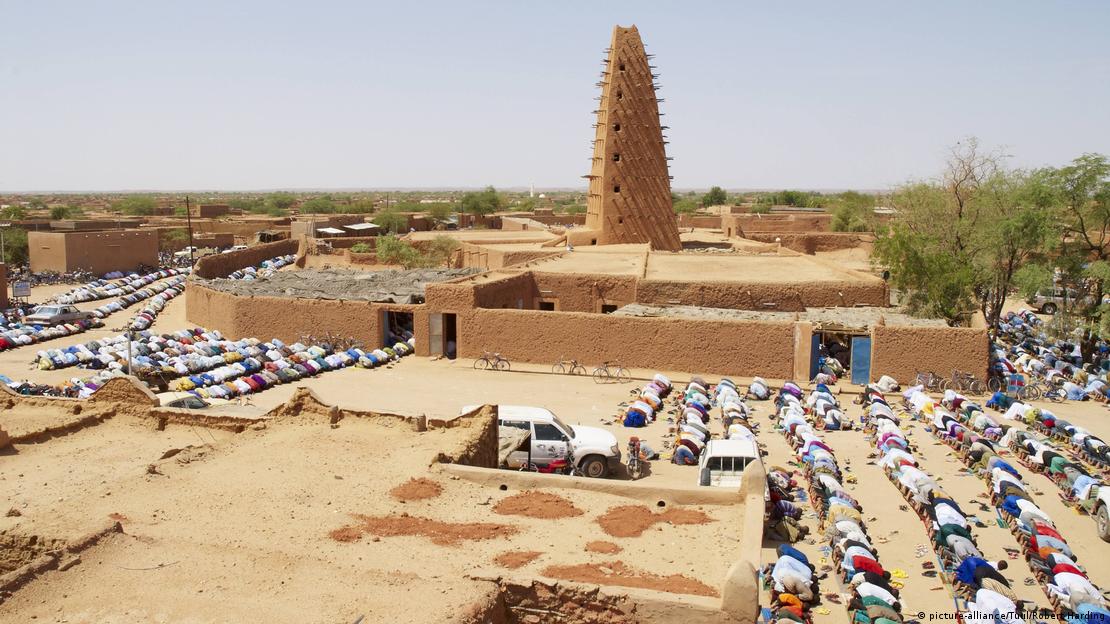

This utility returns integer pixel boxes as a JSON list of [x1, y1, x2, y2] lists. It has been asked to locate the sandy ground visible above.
[[0, 415, 738, 623], [0, 276, 190, 387]]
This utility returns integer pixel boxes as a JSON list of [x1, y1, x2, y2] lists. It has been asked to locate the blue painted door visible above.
[[850, 336, 872, 385], [809, 333, 821, 380]]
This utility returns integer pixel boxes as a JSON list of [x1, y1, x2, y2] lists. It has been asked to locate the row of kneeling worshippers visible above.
[[903, 387, 1109, 623], [53, 267, 190, 305], [670, 377, 757, 465], [622, 373, 673, 427], [774, 386, 904, 624]]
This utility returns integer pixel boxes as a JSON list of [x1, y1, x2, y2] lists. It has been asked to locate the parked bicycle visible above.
[[299, 331, 363, 351], [474, 351, 510, 371], [552, 358, 586, 375], [939, 369, 985, 395], [1018, 379, 1057, 402], [592, 361, 630, 384], [914, 370, 943, 391]]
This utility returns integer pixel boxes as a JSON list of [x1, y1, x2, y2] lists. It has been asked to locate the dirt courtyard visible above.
[[0, 409, 740, 623]]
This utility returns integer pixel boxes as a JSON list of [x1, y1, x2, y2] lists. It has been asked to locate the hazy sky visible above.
[[1, 1, 1108, 192]]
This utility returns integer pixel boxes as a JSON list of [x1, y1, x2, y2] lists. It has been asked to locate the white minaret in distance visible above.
[[529, 182, 535, 198]]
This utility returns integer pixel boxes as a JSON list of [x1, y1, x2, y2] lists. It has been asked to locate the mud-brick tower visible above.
[[574, 25, 681, 252]]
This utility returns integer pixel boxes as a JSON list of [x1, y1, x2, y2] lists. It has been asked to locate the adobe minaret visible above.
[[571, 25, 682, 252]]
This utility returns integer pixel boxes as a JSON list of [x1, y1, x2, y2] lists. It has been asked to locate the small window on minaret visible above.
[[618, 63, 625, 72], [616, 90, 623, 100], [613, 123, 621, 132], [613, 184, 621, 194], [612, 153, 621, 162], [618, 216, 624, 224]]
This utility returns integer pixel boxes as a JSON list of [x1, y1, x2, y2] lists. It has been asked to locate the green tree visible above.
[[264, 193, 296, 215], [1043, 153, 1110, 353], [347, 199, 376, 214], [673, 197, 699, 214], [424, 234, 460, 267], [350, 242, 373, 253], [373, 209, 408, 234], [460, 186, 503, 215], [0, 227, 29, 264], [229, 197, 265, 213], [114, 196, 158, 216], [873, 139, 1053, 329], [375, 235, 422, 268], [0, 204, 26, 220], [830, 191, 876, 232], [300, 197, 336, 214], [702, 186, 728, 207], [49, 205, 78, 220], [425, 202, 456, 223]]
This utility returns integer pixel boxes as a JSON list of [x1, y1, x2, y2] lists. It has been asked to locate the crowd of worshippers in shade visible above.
[[993, 309, 1110, 401]]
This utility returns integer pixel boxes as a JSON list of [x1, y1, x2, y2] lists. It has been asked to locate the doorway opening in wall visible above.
[[383, 311, 415, 348], [601, 304, 618, 314], [810, 329, 871, 385], [538, 301, 556, 311], [443, 313, 457, 360]]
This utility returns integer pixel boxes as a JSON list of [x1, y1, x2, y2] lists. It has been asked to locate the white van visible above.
[[698, 439, 761, 488], [465, 404, 621, 478]]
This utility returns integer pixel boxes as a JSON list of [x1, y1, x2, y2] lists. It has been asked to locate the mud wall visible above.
[[455, 308, 795, 378], [743, 232, 872, 254], [635, 279, 887, 311], [186, 283, 426, 351], [532, 272, 638, 312], [870, 325, 989, 386], [471, 272, 538, 309], [193, 239, 299, 279], [722, 213, 833, 236], [677, 215, 724, 229]]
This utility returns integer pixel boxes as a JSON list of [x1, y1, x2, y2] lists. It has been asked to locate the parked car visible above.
[[1095, 486, 1110, 542], [156, 392, 230, 409], [697, 438, 761, 488], [468, 404, 621, 478], [22, 305, 93, 326], [1025, 288, 1093, 315]]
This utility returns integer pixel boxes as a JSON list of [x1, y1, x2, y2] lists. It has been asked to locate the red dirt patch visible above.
[[389, 478, 443, 502], [493, 550, 543, 569], [585, 540, 622, 554], [329, 512, 518, 547], [596, 505, 713, 538], [493, 491, 584, 519], [328, 526, 363, 543], [107, 513, 128, 522], [543, 561, 718, 597]]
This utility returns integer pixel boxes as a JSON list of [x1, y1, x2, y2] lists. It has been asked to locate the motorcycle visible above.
[[627, 437, 643, 480]]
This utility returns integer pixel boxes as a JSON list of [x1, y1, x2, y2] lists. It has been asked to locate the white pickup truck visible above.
[[697, 439, 762, 488], [467, 405, 621, 478], [1095, 486, 1110, 542]]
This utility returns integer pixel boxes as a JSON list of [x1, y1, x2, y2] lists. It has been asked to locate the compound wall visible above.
[[870, 325, 990, 386], [454, 308, 797, 379], [186, 283, 427, 353], [722, 214, 833, 236], [743, 232, 872, 255], [192, 239, 299, 279]]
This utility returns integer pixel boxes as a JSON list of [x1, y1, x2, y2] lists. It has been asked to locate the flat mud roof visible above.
[[198, 268, 479, 303]]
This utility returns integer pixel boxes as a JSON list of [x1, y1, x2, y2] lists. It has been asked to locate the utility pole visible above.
[[185, 195, 195, 265], [0, 222, 9, 263]]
